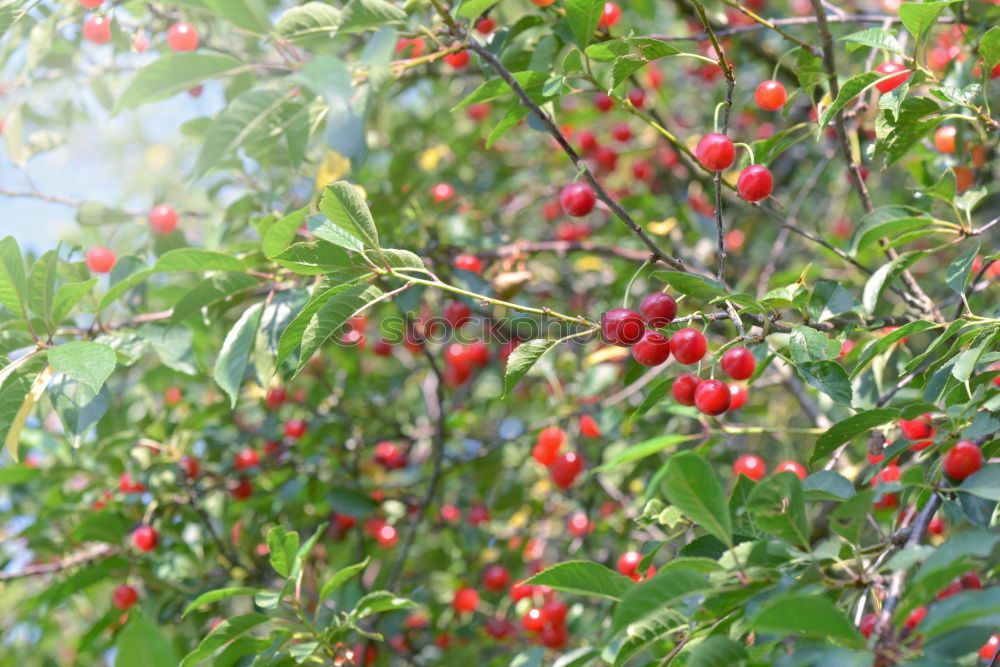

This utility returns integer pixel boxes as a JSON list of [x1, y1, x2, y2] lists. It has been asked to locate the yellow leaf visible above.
[[585, 346, 629, 366], [315, 150, 351, 190], [6, 365, 53, 462], [647, 217, 677, 235], [573, 256, 605, 272], [418, 144, 451, 171]]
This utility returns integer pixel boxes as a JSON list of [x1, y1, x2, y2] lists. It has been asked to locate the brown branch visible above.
[[0, 542, 115, 580], [718, 0, 820, 55], [648, 13, 954, 42], [476, 240, 650, 262]]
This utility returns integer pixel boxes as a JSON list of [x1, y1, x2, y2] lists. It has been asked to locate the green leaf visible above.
[[862, 250, 925, 316], [0, 236, 29, 320], [115, 54, 245, 114], [595, 434, 698, 471], [840, 27, 904, 55], [153, 248, 246, 273], [338, 0, 406, 33], [660, 453, 732, 546], [848, 206, 928, 255], [920, 587, 1000, 640], [115, 611, 179, 667], [687, 636, 748, 667], [751, 594, 862, 644], [318, 557, 370, 603], [263, 208, 308, 259], [182, 587, 256, 618], [306, 213, 365, 252], [806, 280, 856, 322], [651, 271, 727, 302], [51, 278, 98, 325], [851, 320, 938, 379], [318, 182, 380, 251], [267, 525, 299, 577], [179, 613, 269, 667], [275, 2, 341, 41], [194, 90, 290, 177], [818, 72, 882, 135], [274, 241, 353, 275], [748, 472, 810, 547], [981, 26, 1000, 70], [140, 323, 197, 375], [946, 242, 980, 294], [564, 0, 602, 47], [214, 303, 264, 407], [959, 464, 1000, 501], [789, 325, 840, 364], [206, 0, 271, 33], [611, 568, 711, 633], [169, 273, 259, 326], [502, 339, 558, 398], [899, 1, 962, 42], [811, 408, 899, 465], [48, 342, 116, 393], [351, 590, 414, 618], [952, 329, 996, 383], [457, 0, 498, 19], [454, 71, 550, 110], [797, 360, 853, 405], [523, 561, 636, 601], [27, 248, 58, 329], [3, 108, 26, 167], [295, 284, 385, 374], [802, 470, 856, 501]]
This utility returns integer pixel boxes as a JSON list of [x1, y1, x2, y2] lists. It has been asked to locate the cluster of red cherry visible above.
[[531, 426, 588, 489]]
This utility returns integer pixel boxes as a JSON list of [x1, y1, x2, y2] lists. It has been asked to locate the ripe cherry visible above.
[[774, 461, 806, 480], [934, 125, 956, 153], [443, 301, 471, 328], [694, 379, 731, 415], [695, 133, 735, 171], [616, 551, 643, 580], [452, 587, 479, 613], [550, 452, 583, 488], [954, 165, 974, 193], [234, 448, 259, 471], [179, 455, 199, 479], [431, 182, 454, 202], [576, 130, 599, 155], [943, 440, 983, 480], [466, 102, 490, 121], [959, 571, 981, 590], [265, 386, 287, 410], [475, 17, 495, 34], [559, 182, 596, 217], [119, 472, 145, 494], [859, 613, 878, 638], [395, 37, 424, 58], [542, 598, 567, 625], [372, 338, 393, 356], [755, 80, 787, 111], [736, 165, 774, 202], [720, 347, 756, 380], [444, 49, 470, 69], [567, 512, 593, 536], [728, 384, 747, 411], [485, 617, 512, 639], [79, 0, 104, 7], [579, 414, 601, 438], [112, 584, 138, 610], [467, 340, 490, 367], [148, 205, 177, 235], [903, 605, 926, 631], [594, 92, 614, 112], [632, 159, 653, 181], [599, 1, 622, 27], [627, 88, 646, 109], [533, 426, 565, 465], [631, 331, 671, 366], [166, 22, 199, 52], [980, 635, 1000, 661], [165, 386, 182, 406], [640, 292, 677, 327], [899, 414, 934, 449], [82, 16, 112, 44], [455, 253, 482, 273], [733, 454, 765, 481], [482, 565, 510, 592], [86, 247, 116, 273], [594, 146, 618, 171], [874, 62, 910, 93], [927, 516, 945, 536], [671, 373, 702, 406], [522, 607, 547, 632], [510, 579, 533, 601], [284, 419, 307, 439], [612, 122, 632, 142], [375, 524, 398, 548], [601, 308, 645, 346], [374, 441, 406, 469], [669, 328, 707, 364], [132, 525, 158, 552], [133, 32, 149, 52]]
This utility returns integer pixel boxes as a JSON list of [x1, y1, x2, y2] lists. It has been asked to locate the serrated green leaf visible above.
[[818, 72, 882, 135], [48, 342, 116, 393], [318, 182, 379, 251], [660, 453, 731, 546], [751, 594, 861, 644], [502, 339, 558, 397], [182, 587, 256, 618], [215, 303, 264, 407], [811, 408, 898, 465], [296, 284, 385, 373], [524, 561, 636, 601], [946, 243, 980, 294], [0, 236, 28, 321], [115, 54, 245, 114], [275, 2, 341, 41], [564, 0, 602, 47], [899, 1, 962, 42], [194, 90, 290, 177], [319, 557, 370, 603]]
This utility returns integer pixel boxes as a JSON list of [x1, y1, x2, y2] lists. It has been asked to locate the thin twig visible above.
[[0, 542, 115, 580], [648, 13, 953, 42]]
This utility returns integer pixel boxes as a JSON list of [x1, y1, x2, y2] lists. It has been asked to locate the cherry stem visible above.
[[622, 259, 653, 309], [734, 142, 756, 165], [713, 102, 726, 134], [772, 45, 801, 81]]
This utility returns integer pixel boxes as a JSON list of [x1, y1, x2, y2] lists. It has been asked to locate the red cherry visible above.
[[640, 292, 677, 327], [594, 146, 618, 171], [539, 622, 567, 648], [395, 37, 424, 58], [485, 616, 512, 639], [475, 17, 495, 34], [542, 598, 567, 626], [936, 580, 962, 600], [453, 587, 479, 612], [960, 570, 982, 590], [439, 504, 461, 522], [579, 415, 601, 438], [179, 455, 199, 479], [927, 516, 945, 536], [431, 182, 455, 202], [904, 605, 926, 631], [612, 122, 632, 142], [375, 524, 398, 548], [559, 183, 596, 217], [728, 384, 747, 411], [374, 441, 406, 469], [755, 80, 787, 111], [165, 386, 182, 406], [86, 247, 117, 273], [468, 503, 490, 525], [373, 338, 393, 356], [82, 16, 112, 43], [284, 419, 307, 438], [550, 452, 583, 488], [670, 373, 702, 406], [694, 379, 731, 415], [577, 130, 599, 154], [132, 525, 158, 552], [594, 93, 614, 112], [980, 635, 1000, 661], [265, 387, 287, 410], [733, 454, 765, 481], [79, 0, 104, 7], [774, 461, 806, 480], [444, 49, 470, 69], [119, 472, 145, 494], [736, 165, 774, 202], [522, 607, 547, 632], [467, 340, 490, 367], [720, 347, 756, 380], [859, 613, 878, 638], [132, 32, 149, 52], [631, 159, 653, 181], [234, 448, 259, 471], [627, 88, 645, 109], [466, 102, 490, 121], [566, 512, 593, 536], [535, 426, 566, 458], [148, 205, 177, 235], [455, 253, 482, 273], [598, 1, 622, 27], [695, 133, 735, 171], [616, 550, 642, 579], [934, 125, 957, 153], [631, 331, 671, 366], [444, 343, 471, 368], [899, 414, 934, 440], [600, 308, 644, 346], [166, 22, 199, 52], [510, 579, 533, 601], [482, 565, 510, 592], [443, 301, 471, 329], [943, 440, 983, 481], [669, 328, 707, 364], [112, 584, 138, 610], [874, 62, 909, 93], [877, 463, 901, 484]]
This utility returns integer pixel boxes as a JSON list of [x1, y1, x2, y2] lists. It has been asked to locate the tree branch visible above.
[[0, 542, 115, 580]]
